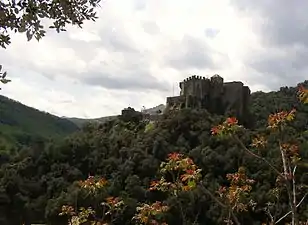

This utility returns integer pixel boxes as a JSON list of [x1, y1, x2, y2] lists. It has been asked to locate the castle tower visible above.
[[209, 74, 224, 113], [210, 75, 223, 97], [165, 74, 251, 123]]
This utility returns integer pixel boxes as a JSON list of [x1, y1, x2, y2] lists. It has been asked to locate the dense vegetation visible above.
[[0, 81, 308, 225], [0, 95, 79, 149]]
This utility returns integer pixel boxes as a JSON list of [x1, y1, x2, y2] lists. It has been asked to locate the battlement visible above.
[[183, 75, 208, 82], [166, 74, 251, 123]]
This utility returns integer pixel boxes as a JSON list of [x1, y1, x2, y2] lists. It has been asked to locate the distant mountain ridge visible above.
[[0, 95, 79, 147], [141, 104, 166, 114], [65, 115, 118, 127], [65, 104, 166, 127]]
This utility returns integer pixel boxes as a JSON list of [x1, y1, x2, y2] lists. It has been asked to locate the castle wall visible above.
[[223, 82, 244, 116], [210, 75, 224, 98], [166, 96, 185, 110], [165, 74, 251, 120], [242, 86, 251, 114]]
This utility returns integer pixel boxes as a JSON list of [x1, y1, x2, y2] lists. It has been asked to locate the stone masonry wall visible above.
[[165, 75, 251, 120]]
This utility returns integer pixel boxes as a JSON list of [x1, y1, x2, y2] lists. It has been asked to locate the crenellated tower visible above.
[[166, 74, 251, 122]]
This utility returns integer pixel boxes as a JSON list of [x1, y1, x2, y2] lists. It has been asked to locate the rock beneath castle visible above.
[[165, 74, 251, 120]]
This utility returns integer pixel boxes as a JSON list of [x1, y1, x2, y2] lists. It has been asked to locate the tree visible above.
[[0, 0, 102, 87], [211, 86, 308, 225]]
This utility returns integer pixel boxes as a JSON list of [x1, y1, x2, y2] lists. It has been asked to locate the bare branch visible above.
[[233, 135, 282, 177], [200, 185, 241, 225], [275, 193, 307, 224]]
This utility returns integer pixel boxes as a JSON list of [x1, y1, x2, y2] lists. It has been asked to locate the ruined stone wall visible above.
[[210, 75, 224, 98], [165, 74, 251, 119], [179, 75, 211, 108], [166, 96, 186, 110], [223, 82, 244, 116], [242, 86, 251, 115]]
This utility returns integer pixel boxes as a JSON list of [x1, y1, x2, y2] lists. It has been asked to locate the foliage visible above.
[[211, 85, 308, 224], [0, 0, 101, 48], [0, 94, 79, 150], [149, 152, 202, 193], [0, 65, 11, 89], [0, 81, 308, 225], [217, 167, 256, 224], [58, 176, 126, 225], [133, 201, 169, 225]]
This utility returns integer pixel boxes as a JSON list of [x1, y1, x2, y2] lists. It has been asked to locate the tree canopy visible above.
[[0, 0, 101, 48], [0, 80, 307, 224]]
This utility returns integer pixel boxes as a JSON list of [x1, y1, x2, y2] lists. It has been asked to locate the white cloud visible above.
[[0, 0, 305, 118]]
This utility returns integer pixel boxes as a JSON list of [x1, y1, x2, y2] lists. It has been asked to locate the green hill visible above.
[[0, 95, 79, 148], [65, 115, 118, 127]]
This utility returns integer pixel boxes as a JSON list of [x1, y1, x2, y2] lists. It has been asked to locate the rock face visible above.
[[166, 74, 251, 120]]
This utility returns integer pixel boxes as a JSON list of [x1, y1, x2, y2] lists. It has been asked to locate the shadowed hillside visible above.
[[0, 95, 79, 148]]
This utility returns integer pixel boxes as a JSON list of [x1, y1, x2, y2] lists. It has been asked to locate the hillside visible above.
[[0, 95, 79, 148], [65, 115, 118, 127], [63, 104, 165, 127], [66, 104, 166, 127], [0, 81, 307, 225]]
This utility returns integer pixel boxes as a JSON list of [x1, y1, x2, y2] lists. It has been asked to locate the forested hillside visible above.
[[0, 81, 307, 225], [66, 115, 118, 128], [0, 95, 79, 149]]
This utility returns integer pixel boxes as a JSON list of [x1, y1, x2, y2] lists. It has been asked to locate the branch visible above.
[[292, 165, 297, 175], [275, 193, 307, 224], [264, 207, 274, 223], [233, 135, 282, 177], [200, 184, 241, 225]]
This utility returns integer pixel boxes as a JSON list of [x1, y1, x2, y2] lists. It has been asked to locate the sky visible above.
[[0, 0, 307, 118]]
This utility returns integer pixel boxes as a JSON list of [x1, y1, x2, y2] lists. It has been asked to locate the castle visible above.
[[165, 74, 251, 119]]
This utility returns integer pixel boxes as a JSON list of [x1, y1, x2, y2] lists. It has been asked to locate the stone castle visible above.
[[165, 74, 251, 119]]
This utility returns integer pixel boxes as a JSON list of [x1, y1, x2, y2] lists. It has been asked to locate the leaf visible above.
[[26, 30, 33, 41], [1, 78, 11, 84], [18, 26, 26, 33], [188, 180, 196, 188], [0, 65, 2, 71], [2, 71, 7, 78]]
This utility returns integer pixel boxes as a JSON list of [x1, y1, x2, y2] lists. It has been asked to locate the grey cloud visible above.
[[164, 35, 229, 70], [230, 0, 308, 89], [205, 28, 220, 38], [101, 28, 139, 53], [1, 17, 168, 94], [231, 0, 308, 47], [247, 46, 308, 74], [246, 53, 308, 89], [49, 24, 139, 58], [83, 70, 170, 92]]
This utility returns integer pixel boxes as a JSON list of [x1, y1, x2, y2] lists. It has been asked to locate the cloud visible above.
[[1, 0, 306, 118], [163, 35, 230, 70], [230, 0, 308, 89], [83, 70, 170, 91], [205, 28, 220, 38], [231, 0, 308, 48]]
